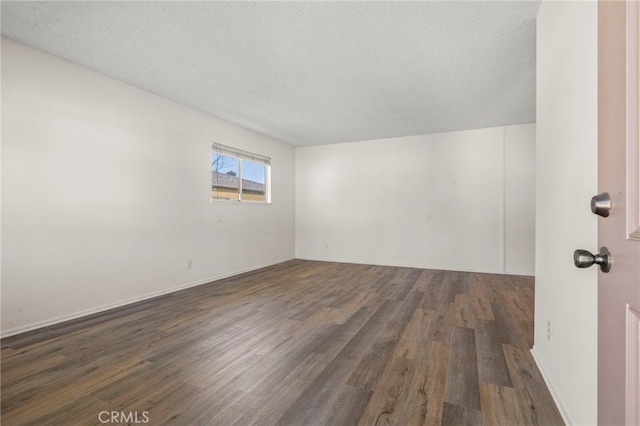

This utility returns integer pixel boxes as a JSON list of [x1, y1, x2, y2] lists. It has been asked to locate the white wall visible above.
[[295, 124, 535, 275], [1, 38, 295, 336], [505, 124, 537, 274], [534, 2, 598, 425]]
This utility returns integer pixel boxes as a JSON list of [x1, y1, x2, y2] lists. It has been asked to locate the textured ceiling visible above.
[[1, 1, 539, 146]]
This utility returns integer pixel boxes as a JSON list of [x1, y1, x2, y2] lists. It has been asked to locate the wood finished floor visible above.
[[1, 260, 564, 425]]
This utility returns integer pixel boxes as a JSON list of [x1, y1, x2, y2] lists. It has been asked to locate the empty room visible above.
[[2, 1, 639, 426]]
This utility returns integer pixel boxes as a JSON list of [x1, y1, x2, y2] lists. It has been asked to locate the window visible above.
[[211, 143, 271, 203]]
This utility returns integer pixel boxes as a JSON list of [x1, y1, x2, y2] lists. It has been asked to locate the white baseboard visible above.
[[0, 257, 294, 339], [531, 346, 571, 425]]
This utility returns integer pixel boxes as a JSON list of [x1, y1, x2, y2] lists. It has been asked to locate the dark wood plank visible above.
[[480, 382, 527, 425], [421, 270, 446, 311], [491, 300, 526, 346], [346, 293, 422, 391], [357, 356, 415, 424], [233, 322, 339, 396], [274, 300, 401, 425], [233, 352, 332, 425], [449, 293, 474, 328], [311, 384, 373, 426], [386, 268, 422, 301], [442, 401, 483, 426], [444, 327, 481, 410], [475, 319, 513, 387]]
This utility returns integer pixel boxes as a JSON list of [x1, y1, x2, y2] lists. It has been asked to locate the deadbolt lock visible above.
[[591, 192, 612, 217]]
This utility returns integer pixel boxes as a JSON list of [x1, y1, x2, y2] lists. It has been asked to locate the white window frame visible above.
[[211, 143, 271, 203]]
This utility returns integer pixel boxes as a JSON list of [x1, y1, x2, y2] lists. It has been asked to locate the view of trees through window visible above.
[[211, 150, 269, 202]]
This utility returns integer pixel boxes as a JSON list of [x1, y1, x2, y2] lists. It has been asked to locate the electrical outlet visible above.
[[186, 260, 192, 270], [547, 320, 553, 342]]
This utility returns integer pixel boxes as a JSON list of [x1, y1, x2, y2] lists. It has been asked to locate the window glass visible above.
[[241, 159, 266, 202], [211, 145, 271, 203], [211, 153, 240, 201]]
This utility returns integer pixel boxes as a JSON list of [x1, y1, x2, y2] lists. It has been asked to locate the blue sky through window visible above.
[[212, 153, 237, 175], [242, 160, 265, 184], [212, 153, 265, 184]]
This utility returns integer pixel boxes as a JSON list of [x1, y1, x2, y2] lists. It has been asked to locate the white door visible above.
[[597, 2, 640, 424]]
